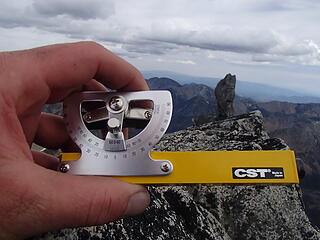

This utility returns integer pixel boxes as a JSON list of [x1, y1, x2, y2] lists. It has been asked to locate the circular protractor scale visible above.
[[62, 90, 173, 176]]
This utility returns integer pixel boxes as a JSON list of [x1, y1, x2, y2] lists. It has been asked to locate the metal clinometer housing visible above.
[[61, 90, 173, 176]]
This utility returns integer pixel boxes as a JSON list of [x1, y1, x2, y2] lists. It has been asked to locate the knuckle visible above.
[[79, 41, 105, 52]]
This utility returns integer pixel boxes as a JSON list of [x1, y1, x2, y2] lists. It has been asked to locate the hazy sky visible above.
[[0, 0, 320, 95]]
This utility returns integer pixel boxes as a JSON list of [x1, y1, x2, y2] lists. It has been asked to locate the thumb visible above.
[[13, 165, 150, 238], [47, 173, 150, 226]]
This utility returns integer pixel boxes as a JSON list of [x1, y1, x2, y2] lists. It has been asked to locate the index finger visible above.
[[32, 41, 148, 94]]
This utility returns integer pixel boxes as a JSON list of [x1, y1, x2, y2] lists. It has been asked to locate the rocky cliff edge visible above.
[[35, 111, 320, 240]]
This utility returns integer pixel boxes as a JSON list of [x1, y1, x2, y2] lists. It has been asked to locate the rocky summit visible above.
[[146, 76, 320, 227], [34, 111, 319, 240]]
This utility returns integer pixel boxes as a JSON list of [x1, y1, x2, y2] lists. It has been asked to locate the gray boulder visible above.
[[35, 111, 320, 240]]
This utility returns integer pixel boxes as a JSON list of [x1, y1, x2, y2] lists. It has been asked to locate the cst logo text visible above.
[[232, 167, 284, 179]]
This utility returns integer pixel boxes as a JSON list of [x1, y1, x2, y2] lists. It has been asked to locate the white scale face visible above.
[[62, 90, 173, 176]]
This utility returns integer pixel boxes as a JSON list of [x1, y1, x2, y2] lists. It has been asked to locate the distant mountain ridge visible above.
[[147, 77, 216, 132], [143, 70, 320, 104]]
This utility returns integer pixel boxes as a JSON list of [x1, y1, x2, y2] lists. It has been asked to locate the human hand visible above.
[[0, 42, 150, 239]]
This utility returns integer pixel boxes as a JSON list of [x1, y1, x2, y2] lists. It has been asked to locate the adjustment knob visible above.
[[108, 117, 121, 134]]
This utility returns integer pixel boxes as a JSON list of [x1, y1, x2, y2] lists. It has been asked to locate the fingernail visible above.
[[124, 191, 150, 217]]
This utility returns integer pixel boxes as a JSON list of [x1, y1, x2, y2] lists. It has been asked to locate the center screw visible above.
[[109, 96, 124, 111]]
